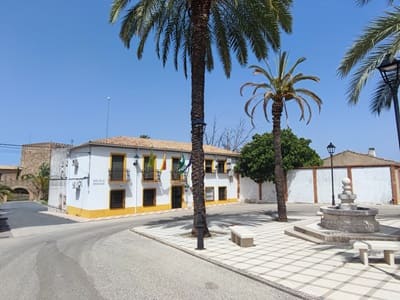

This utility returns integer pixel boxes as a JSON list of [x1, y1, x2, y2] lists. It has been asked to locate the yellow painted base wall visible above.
[[67, 199, 237, 218], [205, 198, 238, 206]]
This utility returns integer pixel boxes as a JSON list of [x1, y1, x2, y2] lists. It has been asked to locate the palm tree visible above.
[[338, 2, 399, 113], [109, 0, 293, 234], [22, 163, 50, 201], [0, 184, 12, 202], [241, 51, 322, 221]]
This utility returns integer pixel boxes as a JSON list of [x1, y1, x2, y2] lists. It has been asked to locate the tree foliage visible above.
[[0, 184, 12, 202], [237, 129, 322, 183], [22, 163, 50, 201], [338, 1, 400, 113]]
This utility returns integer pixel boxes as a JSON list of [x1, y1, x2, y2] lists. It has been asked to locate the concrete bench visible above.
[[352, 240, 400, 266], [229, 226, 254, 247]]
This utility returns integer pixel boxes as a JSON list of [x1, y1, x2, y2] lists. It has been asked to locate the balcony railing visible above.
[[142, 168, 161, 182], [171, 170, 185, 182], [109, 169, 130, 182]]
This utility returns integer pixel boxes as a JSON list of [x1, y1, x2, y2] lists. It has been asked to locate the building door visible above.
[[171, 186, 183, 209]]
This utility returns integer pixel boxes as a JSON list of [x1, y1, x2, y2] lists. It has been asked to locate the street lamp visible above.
[[106, 96, 111, 140], [327, 142, 336, 206], [377, 55, 400, 149]]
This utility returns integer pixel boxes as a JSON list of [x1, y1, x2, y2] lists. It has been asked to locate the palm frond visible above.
[[338, 6, 400, 77], [241, 51, 321, 127], [370, 77, 395, 114]]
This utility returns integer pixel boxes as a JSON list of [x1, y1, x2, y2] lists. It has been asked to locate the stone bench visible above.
[[229, 226, 254, 247], [352, 240, 400, 266]]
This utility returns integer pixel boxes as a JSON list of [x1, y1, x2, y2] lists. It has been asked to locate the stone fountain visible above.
[[319, 178, 379, 233]]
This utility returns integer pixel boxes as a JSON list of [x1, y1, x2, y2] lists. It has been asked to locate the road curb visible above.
[[130, 227, 321, 300]]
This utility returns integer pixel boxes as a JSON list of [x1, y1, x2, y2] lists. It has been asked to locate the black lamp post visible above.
[[327, 142, 336, 206], [377, 55, 400, 150]]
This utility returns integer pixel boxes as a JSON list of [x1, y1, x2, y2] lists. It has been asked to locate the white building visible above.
[[48, 137, 239, 218]]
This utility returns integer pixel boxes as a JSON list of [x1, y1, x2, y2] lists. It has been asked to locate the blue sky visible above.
[[0, 1, 396, 165]]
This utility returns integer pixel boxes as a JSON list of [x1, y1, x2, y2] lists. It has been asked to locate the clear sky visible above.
[[0, 1, 397, 165]]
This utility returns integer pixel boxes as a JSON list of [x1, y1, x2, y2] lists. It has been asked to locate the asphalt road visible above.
[[0, 201, 302, 300]]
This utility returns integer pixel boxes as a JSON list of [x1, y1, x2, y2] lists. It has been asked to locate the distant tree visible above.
[[22, 163, 50, 201], [205, 118, 253, 151], [139, 135, 151, 139], [237, 129, 322, 182], [0, 184, 12, 202], [241, 52, 322, 222], [236, 129, 322, 201]]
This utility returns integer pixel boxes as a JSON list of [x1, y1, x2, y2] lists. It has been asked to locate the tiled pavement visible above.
[[133, 214, 400, 300]]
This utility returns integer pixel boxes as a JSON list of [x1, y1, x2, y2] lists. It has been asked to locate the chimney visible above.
[[368, 147, 376, 157]]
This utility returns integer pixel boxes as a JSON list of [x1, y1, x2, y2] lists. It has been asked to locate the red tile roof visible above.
[[74, 136, 239, 157]]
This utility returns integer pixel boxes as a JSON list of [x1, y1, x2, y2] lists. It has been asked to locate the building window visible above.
[[218, 187, 227, 200], [143, 189, 156, 206], [205, 187, 215, 201], [143, 156, 155, 181], [205, 159, 213, 173], [110, 154, 125, 181], [110, 190, 125, 209], [217, 160, 226, 173]]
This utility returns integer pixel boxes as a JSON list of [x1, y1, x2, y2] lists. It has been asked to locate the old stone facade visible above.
[[0, 142, 70, 201]]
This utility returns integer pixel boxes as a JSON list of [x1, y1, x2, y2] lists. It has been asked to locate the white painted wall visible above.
[[67, 146, 91, 209], [65, 145, 238, 211], [239, 177, 276, 203], [316, 168, 348, 204], [287, 169, 313, 203], [352, 167, 392, 204], [240, 166, 395, 205], [48, 148, 69, 209]]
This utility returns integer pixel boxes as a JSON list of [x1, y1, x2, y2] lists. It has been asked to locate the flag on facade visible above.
[[178, 154, 185, 173], [161, 153, 167, 170]]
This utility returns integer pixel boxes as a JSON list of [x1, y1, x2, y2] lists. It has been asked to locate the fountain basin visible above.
[[320, 206, 379, 233]]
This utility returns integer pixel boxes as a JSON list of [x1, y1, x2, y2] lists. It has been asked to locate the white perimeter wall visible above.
[[316, 168, 348, 204], [240, 166, 395, 205], [239, 177, 276, 203], [287, 169, 313, 203], [352, 167, 392, 204]]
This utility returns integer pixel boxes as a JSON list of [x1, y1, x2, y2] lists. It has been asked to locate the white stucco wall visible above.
[[48, 148, 69, 209], [239, 177, 276, 203], [240, 166, 395, 205], [66, 146, 238, 211], [316, 168, 348, 204], [351, 167, 392, 204], [67, 146, 91, 209], [287, 169, 313, 203]]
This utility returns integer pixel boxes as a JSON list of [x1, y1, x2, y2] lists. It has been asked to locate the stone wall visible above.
[[20, 142, 71, 174]]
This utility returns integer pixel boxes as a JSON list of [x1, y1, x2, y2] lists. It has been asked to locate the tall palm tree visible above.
[[109, 0, 293, 234], [241, 51, 322, 221], [338, 2, 399, 113]]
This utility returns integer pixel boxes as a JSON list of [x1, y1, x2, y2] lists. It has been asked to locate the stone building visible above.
[[0, 142, 70, 200]]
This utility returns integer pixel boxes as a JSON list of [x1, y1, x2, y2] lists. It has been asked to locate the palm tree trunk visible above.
[[190, 0, 211, 236], [272, 101, 288, 222]]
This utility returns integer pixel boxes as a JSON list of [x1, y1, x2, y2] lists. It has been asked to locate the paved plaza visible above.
[[133, 204, 400, 300]]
